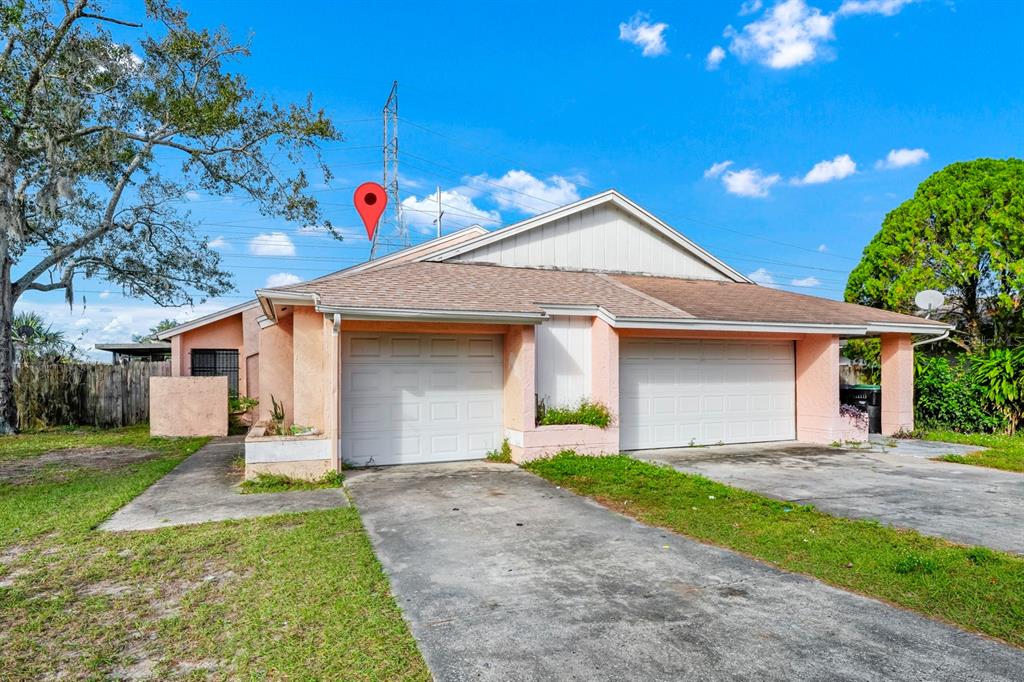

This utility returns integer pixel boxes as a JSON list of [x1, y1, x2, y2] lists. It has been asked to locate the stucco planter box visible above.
[[507, 424, 619, 463], [244, 422, 331, 480]]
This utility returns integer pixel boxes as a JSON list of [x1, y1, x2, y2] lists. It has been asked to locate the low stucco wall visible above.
[[150, 376, 228, 437], [506, 424, 619, 463]]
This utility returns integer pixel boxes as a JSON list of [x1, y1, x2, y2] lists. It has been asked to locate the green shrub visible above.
[[915, 355, 1003, 433], [970, 347, 1024, 434], [537, 399, 613, 428]]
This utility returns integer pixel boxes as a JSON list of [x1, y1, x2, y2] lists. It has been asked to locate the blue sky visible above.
[[19, 0, 1024, 357]]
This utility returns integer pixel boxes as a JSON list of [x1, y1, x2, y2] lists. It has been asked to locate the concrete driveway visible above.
[[346, 462, 1023, 682], [636, 442, 1024, 554]]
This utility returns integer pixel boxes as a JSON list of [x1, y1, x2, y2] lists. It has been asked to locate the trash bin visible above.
[[840, 384, 882, 434]]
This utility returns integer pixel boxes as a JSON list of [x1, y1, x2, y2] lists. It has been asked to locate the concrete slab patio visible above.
[[636, 441, 1023, 554], [101, 436, 348, 532], [346, 461, 1024, 682]]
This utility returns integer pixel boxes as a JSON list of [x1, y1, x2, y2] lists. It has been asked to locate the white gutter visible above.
[[315, 305, 546, 325], [912, 329, 951, 348]]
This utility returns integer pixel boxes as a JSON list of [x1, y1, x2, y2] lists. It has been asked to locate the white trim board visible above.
[[155, 300, 259, 340]]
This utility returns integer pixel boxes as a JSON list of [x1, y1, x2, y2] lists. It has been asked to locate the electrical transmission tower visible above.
[[371, 80, 407, 259]]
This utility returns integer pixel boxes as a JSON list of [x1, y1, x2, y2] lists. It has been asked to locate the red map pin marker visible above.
[[354, 182, 388, 241]]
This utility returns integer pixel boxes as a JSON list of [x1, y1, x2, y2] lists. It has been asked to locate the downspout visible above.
[[328, 313, 341, 473], [912, 329, 950, 348]]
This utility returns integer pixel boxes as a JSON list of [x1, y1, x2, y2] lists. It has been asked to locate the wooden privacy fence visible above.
[[14, 360, 172, 430]]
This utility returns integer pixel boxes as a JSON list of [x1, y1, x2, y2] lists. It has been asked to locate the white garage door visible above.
[[341, 333, 504, 466], [620, 339, 795, 450]]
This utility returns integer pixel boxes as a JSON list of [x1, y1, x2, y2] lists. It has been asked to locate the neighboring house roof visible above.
[[426, 189, 751, 283], [155, 300, 260, 340], [264, 261, 949, 334], [95, 342, 171, 356]]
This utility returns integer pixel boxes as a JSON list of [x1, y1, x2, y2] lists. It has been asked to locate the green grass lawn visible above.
[[525, 452, 1024, 648], [0, 426, 428, 681], [920, 430, 1024, 473]]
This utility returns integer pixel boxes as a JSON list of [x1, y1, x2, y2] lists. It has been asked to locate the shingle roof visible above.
[[267, 261, 945, 329], [610, 274, 948, 327], [274, 262, 687, 319]]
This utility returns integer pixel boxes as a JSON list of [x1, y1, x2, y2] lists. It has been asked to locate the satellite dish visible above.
[[914, 289, 945, 316]]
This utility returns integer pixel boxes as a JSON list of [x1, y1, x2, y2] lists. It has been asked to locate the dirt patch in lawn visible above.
[[0, 447, 163, 485]]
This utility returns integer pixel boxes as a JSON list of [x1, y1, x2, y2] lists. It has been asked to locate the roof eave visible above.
[[154, 300, 259, 340]]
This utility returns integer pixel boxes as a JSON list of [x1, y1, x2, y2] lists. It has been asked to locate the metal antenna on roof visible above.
[[371, 81, 407, 259], [433, 185, 444, 239]]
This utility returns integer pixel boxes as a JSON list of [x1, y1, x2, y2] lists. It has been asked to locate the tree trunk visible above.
[[0, 254, 17, 433]]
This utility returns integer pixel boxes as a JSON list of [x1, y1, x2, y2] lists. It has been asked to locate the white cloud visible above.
[[248, 231, 296, 257], [721, 167, 781, 198], [725, 0, 836, 69], [468, 170, 581, 214], [402, 187, 502, 233], [739, 0, 763, 15], [706, 45, 727, 70], [704, 160, 734, 178], [748, 267, 779, 287], [184, 190, 201, 201], [265, 272, 302, 288], [794, 154, 857, 184], [817, 243, 828, 253], [98, 290, 111, 299], [838, 0, 915, 17], [618, 13, 669, 57], [875, 147, 929, 170], [790, 275, 821, 287], [207, 236, 230, 251]]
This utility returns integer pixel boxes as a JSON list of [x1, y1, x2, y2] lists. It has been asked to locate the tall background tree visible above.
[[845, 158, 1024, 351], [0, 0, 342, 433], [132, 318, 177, 343]]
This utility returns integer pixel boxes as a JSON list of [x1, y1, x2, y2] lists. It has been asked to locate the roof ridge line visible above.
[[595, 273, 694, 319]]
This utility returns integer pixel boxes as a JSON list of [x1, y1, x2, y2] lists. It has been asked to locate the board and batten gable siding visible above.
[[449, 203, 730, 279], [536, 316, 592, 407]]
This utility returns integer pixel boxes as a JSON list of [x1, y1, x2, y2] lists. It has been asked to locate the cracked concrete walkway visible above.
[[636, 441, 1023, 554], [347, 461, 1024, 682], [101, 436, 348, 532]]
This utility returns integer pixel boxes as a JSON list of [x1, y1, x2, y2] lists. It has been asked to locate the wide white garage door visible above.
[[620, 339, 795, 450], [341, 333, 504, 466]]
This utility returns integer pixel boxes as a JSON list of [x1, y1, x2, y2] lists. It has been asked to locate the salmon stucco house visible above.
[[155, 190, 950, 479]]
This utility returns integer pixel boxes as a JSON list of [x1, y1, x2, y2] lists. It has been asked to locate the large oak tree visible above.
[[845, 158, 1024, 351], [0, 0, 342, 432]]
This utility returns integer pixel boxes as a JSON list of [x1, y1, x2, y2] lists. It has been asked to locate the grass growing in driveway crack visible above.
[[524, 452, 1024, 648], [920, 430, 1024, 473], [0, 425, 428, 680]]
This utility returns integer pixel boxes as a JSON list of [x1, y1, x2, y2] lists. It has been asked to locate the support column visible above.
[[502, 325, 536, 461], [324, 314, 341, 472], [258, 314, 293, 423], [590, 317, 620, 452], [292, 307, 325, 430], [170, 335, 183, 376], [795, 335, 844, 443], [880, 333, 914, 435]]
